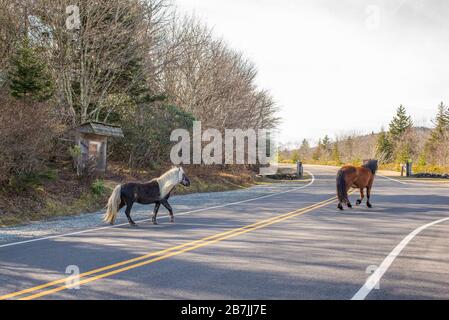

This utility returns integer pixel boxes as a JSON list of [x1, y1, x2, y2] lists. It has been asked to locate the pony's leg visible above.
[[366, 186, 373, 208], [346, 186, 353, 208], [152, 202, 161, 225], [356, 188, 365, 205], [125, 202, 137, 226], [161, 200, 175, 223]]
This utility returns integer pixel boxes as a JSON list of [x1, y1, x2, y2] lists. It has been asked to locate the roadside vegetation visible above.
[[280, 104, 449, 174], [0, 0, 279, 226]]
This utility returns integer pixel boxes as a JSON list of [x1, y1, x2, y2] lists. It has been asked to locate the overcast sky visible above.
[[176, 0, 449, 146]]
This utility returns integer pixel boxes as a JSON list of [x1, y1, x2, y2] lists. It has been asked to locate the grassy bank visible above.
[[0, 164, 258, 227]]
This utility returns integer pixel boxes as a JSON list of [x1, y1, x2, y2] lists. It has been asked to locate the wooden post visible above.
[[102, 138, 108, 172], [406, 160, 413, 177], [296, 161, 303, 178]]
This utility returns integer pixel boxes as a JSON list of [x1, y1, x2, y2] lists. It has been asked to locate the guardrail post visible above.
[[406, 160, 413, 177], [296, 161, 303, 178]]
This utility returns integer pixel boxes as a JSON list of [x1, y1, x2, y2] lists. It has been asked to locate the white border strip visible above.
[[378, 174, 409, 185], [0, 171, 315, 249], [379, 174, 449, 188], [352, 216, 449, 300]]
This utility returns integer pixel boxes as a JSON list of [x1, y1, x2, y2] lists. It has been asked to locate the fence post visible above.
[[296, 161, 303, 178], [406, 160, 413, 177]]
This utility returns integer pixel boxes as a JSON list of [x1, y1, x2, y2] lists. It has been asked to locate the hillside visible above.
[[280, 127, 432, 167]]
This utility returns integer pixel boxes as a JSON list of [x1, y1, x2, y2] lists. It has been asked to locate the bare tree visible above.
[[0, 0, 24, 84], [161, 16, 279, 131], [29, 0, 172, 125]]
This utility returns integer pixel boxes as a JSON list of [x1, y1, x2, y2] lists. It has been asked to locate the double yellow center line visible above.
[[1, 196, 337, 300]]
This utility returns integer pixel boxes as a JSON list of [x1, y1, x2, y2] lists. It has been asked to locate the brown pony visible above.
[[336, 160, 378, 210]]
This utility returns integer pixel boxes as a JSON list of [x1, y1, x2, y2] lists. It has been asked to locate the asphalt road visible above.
[[1, 165, 448, 300]]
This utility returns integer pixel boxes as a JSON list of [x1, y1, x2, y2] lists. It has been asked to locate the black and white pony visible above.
[[104, 166, 190, 226]]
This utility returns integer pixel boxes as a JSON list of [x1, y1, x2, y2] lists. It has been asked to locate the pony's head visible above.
[[362, 159, 378, 175], [174, 166, 190, 186]]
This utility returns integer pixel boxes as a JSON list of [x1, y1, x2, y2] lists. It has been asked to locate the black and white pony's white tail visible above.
[[104, 185, 121, 225]]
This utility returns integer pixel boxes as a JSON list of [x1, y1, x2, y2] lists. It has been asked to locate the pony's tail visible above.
[[104, 185, 121, 225], [336, 169, 348, 203]]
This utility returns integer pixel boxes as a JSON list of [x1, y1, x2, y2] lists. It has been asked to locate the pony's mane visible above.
[[156, 167, 182, 198], [362, 160, 378, 175]]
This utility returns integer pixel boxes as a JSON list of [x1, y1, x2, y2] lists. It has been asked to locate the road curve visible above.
[[1, 165, 449, 300]]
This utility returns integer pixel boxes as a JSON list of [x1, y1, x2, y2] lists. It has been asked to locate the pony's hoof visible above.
[[367, 203, 373, 208], [169, 218, 175, 223], [337, 204, 344, 211], [152, 220, 158, 225], [356, 200, 361, 205], [347, 203, 353, 208]]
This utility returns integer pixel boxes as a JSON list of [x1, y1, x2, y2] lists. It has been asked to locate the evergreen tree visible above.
[[430, 102, 449, 141], [322, 135, 331, 150], [331, 140, 341, 164], [312, 139, 322, 161], [395, 141, 412, 164], [300, 138, 310, 150], [376, 128, 393, 163], [8, 39, 53, 101], [321, 135, 332, 160], [417, 151, 427, 167], [298, 139, 310, 160], [344, 136, 354, 159], [423, 102, 449, 165], [389, 105, 412, 140]]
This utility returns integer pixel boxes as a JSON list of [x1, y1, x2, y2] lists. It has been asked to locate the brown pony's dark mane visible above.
[[362, 160, 378, 175]]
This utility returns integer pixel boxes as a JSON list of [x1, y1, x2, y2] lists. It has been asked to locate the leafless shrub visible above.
[[0, 91, 64, 184]]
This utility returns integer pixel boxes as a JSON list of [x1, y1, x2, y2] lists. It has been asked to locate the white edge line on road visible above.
[[379, 174, 449, 188], [0, 171, 315, 249], [378, 174, 409, 185], [351, 216, 449, 300]]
